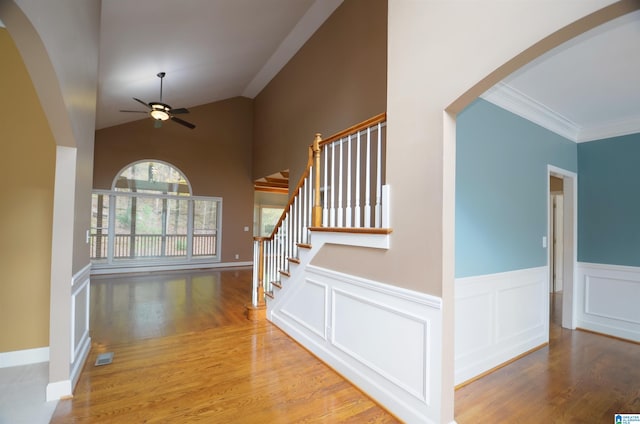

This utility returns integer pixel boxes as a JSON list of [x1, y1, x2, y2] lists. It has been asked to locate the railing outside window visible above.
[[90, 191, 221, 264]]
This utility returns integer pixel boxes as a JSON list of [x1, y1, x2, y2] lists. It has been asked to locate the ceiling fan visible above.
[[120, 72, 196, 129]]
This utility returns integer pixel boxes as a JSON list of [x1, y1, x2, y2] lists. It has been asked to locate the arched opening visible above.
[[447, 1, 640, 421], [91, 160, 222, 272]]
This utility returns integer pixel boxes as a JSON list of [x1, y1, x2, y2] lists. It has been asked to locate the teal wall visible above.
[[455, 99, 577, 278], [578, 133, 640, 266]]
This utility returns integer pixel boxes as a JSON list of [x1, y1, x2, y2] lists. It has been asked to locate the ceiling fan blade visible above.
[[133, 97, 151, 109], [170, 108, 189, 115], [119, 110, 148, 113], [171, 116, 196, 129]]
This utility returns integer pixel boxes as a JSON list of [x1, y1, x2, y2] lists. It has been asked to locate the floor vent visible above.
[[95, 352, 114, 366]]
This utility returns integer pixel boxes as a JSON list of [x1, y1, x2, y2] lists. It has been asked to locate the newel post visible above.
[[246, 237, 266, 321], [312, 133, 323, 227], [256, 238, 265, 307]]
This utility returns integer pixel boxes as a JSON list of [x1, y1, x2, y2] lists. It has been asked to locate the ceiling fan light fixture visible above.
[[121, 73, 195, 129], [149, 103, 170, 121]]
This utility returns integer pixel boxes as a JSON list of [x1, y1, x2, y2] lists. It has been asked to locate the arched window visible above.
[[90, 160, 221, 270], [113, 160, 191, 195]]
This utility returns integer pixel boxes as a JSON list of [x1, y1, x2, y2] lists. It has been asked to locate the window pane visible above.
[[90, 193, 109, 262], [114, 161, 190, 195], [260, 207, 283, 236], [133, 197, 163, 258], [192, 200, 218, 256], [165, 199, 188, 257], [113, 196, 133, 259]]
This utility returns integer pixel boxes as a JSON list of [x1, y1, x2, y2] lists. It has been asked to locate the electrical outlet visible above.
[[235, 254, 239, 259]]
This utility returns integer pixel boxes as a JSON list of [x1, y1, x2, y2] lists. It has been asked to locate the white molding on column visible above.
[[46, 379, 72, 402], [70, 263, 92, 391]]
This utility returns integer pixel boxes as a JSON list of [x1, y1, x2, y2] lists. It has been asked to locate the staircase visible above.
[[247, 113, 389, 320], [246, 113, 446, 423]]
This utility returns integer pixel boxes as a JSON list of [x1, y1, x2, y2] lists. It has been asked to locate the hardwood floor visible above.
[[50, 272, 640, 423], [455, 292, 640, 423], [51, 268, 399, 423]]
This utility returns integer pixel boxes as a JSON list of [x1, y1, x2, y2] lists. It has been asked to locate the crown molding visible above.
[[480, 82, 580, 141], [481, 82, 640, 143], [577, 115, 640, 142]]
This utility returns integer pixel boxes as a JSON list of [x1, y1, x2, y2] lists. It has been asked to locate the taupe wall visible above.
[[0, 29, 56, 352], [252, 0, 387, 187], [94, 97, 255, 263]]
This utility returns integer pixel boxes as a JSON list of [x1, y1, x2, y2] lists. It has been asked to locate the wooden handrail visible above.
[[255, 112, 387, 243], [319, 112, 386, 148]]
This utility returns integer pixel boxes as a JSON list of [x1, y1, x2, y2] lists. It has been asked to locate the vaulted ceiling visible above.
[[90, 2, 639, 140]]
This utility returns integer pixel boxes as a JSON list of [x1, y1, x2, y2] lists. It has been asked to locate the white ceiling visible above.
[[97, 3, 639, 139]]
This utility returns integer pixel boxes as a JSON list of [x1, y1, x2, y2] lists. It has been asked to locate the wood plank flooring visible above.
[[51, 268, 399, 423], [455, 293, 640, 423], [51, 270, 640, 423]]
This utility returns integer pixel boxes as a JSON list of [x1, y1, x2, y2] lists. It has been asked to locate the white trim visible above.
[[270, 264, 443, 424], [70, 264, 92, 392], [46, 380, 72, 402], [547, 165, 578, 330], [71, 335, 91, 390], [0, 347, 49, 368], [455, 267, 549, 385], [90, 261, 252, 275], [70, 267, 91, 363], [309, 230, 391, 250], [480, 82, 640, 143], [481, 82, 580, 141], [578, 115, 640, 143], [576, 262, 640, 342], [482, 82, 640, 143]]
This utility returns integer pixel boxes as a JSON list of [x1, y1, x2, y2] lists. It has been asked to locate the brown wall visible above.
[[94, 97, 254, 263], [0, 29, 56, 352], [252, 0, 387, 187]]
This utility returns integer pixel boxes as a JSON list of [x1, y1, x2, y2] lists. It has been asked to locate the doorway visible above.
[[548, 166, 577, 330]]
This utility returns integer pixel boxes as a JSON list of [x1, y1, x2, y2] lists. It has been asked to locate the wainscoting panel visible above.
[[270, 265, 443, 424], [455, 267, 548, 386], [70, 264, 91, 388], [576, 263, 640, 342], [332, 288, 429, 402], [280, 278, 328, 340]]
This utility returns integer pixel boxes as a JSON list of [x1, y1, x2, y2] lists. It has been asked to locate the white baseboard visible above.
[[0, 347, 49, 368], [576, 262, 640, 342], [90, 261, 252, 275], [455, 267, 549, 385], [270, 264, 443, 424], [46, 379, 72, 402]]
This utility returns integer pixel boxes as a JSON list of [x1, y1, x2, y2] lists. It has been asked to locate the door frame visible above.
[[547, 165, 577, 329]]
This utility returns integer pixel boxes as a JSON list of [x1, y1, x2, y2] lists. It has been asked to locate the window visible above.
[[90, 161, 221, 267]]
